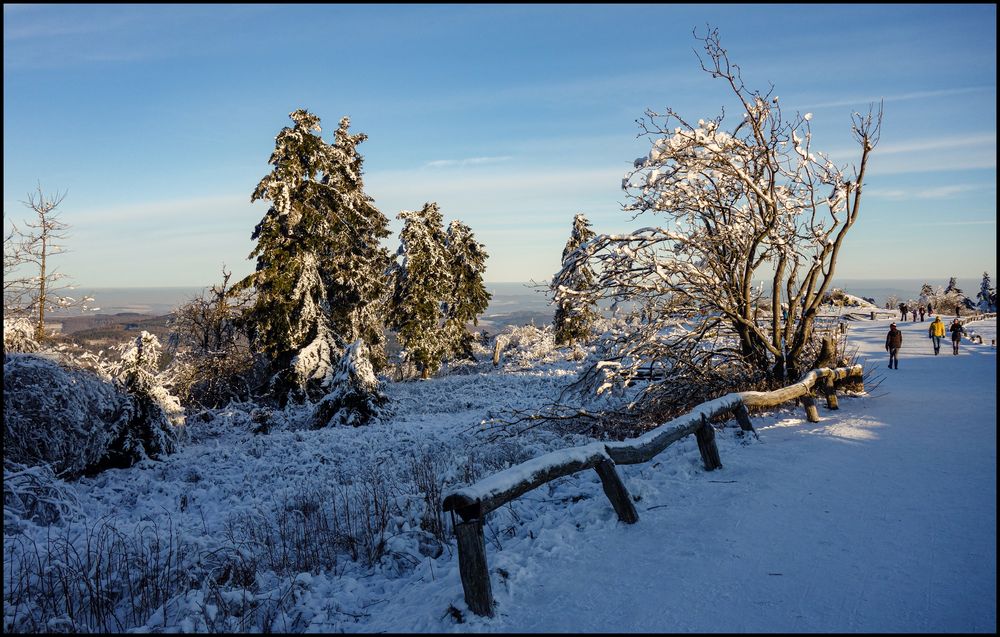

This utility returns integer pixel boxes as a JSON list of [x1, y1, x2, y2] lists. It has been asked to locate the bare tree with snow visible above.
[[554, 27, 882, 398], [4, 186, 93, 340]]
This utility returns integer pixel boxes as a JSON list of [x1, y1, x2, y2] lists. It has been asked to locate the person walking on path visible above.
[[900, 304, 908, 321], [919, 307, 925, 321], [885, 322, 902, 369], [927, 302, 933, 317], [929, 316, 945, 355], [949, 318, 965, 355]]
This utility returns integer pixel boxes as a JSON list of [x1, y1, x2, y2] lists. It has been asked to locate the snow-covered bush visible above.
[[309, 339, 388, 428], [4, 461, 82, 529], [167, 347, 259, 408], [2, 317, 40, 354], [498, 324, 560, 367], [106, 332, 184, 463], [3, 353, 134, 479], [167, 272, 259, 408]]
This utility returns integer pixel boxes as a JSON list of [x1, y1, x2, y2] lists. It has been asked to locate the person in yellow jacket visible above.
[[928, 315, 945, 355]]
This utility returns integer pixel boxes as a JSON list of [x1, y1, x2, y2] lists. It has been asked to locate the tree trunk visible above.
[[36, 235, 47, 341]]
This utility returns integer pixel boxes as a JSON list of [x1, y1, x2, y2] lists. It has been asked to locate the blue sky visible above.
[[3, 4, 996, 289]]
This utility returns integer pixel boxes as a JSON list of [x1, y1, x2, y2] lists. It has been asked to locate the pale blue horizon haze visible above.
[[3, 4, 996, 292]]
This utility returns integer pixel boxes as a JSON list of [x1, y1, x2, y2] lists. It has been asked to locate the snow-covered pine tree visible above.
[[320, 117, 393, 370], [236, 110, 392, 402], [918, 283, 934, 307], [309, 339, 387, 428], [390, 203, 452, 379], [977, 272, 996, 312], [552, 213, 599, 346], [443, 219, 491, 360], [108, 331, 183, 464], [944, 276, 975, 311]]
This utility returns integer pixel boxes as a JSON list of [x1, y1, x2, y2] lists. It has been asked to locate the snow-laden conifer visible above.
[[552, 214, 599, 346], [309, 339, 387, 428], [237, 110, 392, 401], [3, 317, 40, 354], [977, 272, 996, 312], [108, 331, 184, 463], [390, 203, 453, 378], [443, 219, 491, 360]]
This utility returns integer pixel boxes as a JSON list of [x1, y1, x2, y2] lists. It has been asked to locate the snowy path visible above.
[[435, 317, 996, 632]]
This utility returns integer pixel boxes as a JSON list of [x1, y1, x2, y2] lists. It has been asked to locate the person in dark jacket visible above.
[[885, 322, 902, 369], [949, 319, 965, 355]]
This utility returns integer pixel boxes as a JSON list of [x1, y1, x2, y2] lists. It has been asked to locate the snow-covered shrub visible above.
[[2, 317, 39, 354], [107, 331, 185, 464], [3, 353, 134, 479], [499, 324, 559, 366], [3, 461, 81, 529], [309, 339, 388, 428], [167, 347, 258, 408]]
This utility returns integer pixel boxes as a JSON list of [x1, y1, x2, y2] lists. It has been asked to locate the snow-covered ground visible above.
[[4, 317, 995, 632]]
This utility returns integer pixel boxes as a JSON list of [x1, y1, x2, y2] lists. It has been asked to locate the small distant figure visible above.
[[912, 306, 918, 322], [918, 307, 925, 321], [955, 305, 961, 318], [899, 303, 908, 321], [927, 302, 933, 317], [949, 319, 965, 355], [885, 322, 902, 369], [928, 316, 945, 355]]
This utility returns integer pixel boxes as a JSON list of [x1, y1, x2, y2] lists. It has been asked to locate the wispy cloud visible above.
[[867, 183, 996, 200], [911, 219, 996, 227], [876, 133, 996, 156], [423, 156, 512, 169], [800, 86, 995, 110], [821, 132, 996, 175], [72, 195, 258, 225]]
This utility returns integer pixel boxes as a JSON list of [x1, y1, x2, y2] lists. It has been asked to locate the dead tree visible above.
[[4, 186, 93, 340]]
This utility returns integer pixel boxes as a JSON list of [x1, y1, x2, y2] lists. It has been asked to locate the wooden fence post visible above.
[[821, 376, 839, 410], [454, 518, 495, 617], [695, 415, 723, 470], [492, 338, 503, 367], [800, 393, 820, 423], [733, 402, 757, 438], [594, 460, 639, 524]]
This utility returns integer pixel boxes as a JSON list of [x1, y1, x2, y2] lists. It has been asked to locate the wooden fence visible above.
[[442, 364, 865, 617]]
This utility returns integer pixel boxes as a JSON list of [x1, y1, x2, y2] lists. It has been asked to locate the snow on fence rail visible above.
[[442, 364, 864, 617]]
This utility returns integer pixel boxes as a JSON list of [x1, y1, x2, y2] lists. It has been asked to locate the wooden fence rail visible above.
[[442, 364, 865, 617]]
